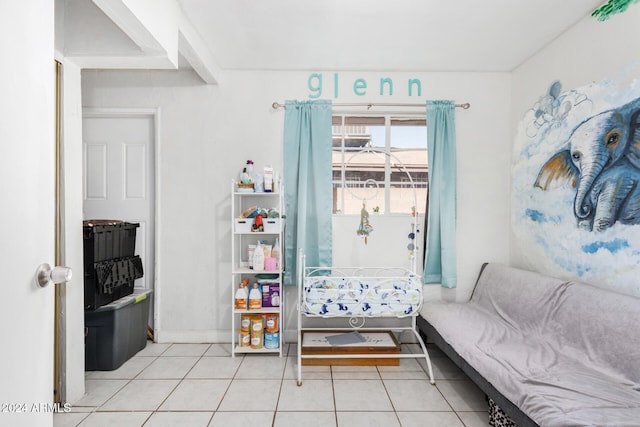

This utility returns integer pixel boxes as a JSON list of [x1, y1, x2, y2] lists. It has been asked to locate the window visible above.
[[332, 114, 427, 215]]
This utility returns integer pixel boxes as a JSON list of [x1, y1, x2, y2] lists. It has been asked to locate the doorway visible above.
[[82, 108, 157, 329]]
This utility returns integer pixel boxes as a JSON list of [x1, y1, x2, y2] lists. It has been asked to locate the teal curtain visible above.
[[283, 100, 333, 285], [423, 100, 457, 288]]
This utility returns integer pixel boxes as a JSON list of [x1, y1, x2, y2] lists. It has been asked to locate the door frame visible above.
[[81, 107, 161, 339]]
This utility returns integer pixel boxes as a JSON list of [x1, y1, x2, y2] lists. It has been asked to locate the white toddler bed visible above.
[[296, 249, 435, 386]]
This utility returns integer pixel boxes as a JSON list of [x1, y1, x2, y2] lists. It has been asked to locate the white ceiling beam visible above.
[[89, 0, 220, 83], [65, 54, 178, 70], [92, 0, 179, 68], [92, 0, 164, 54], [178, 17, 220, 84]]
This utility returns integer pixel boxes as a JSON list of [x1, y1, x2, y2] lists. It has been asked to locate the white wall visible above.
[[512, 9, 640, 122], [82, 69, 512, 342], [511, 7, 640, 284]]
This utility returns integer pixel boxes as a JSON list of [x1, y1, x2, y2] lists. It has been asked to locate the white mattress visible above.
[[302, 275, 422, 317]]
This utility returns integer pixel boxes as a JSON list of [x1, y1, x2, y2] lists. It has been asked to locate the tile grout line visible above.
[[415, 347, 490, 425], [378, 365, 404, 427], [148, 343, 211, 417], [331, 363, 338, 426], [211, 351, 245, 417], [270, 350, 288, 427]]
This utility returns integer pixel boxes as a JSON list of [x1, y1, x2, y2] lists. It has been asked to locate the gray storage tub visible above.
[[85, 289, 152, 371]]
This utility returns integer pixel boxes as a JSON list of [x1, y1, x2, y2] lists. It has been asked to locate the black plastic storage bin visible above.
[[83, 220, 139, 270], [85, 289, 152, 371], [83, 220, 142, 310], [84, 277, 133, 311], [84, 255, 143, 310]]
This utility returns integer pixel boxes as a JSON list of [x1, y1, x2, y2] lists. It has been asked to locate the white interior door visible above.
[[82, 110, 155, 324], [1, 3, 55, 426], [1, 109, 56, 425]]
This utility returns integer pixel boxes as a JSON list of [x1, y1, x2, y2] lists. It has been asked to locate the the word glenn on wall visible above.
[[308, 73, 424, 99]]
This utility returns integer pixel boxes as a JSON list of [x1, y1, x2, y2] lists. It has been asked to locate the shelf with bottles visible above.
[[233, 278, 282, 354], [233, 237, 283, 274], [233, 311, 281, 354], [236, 159, 278, 194], [233, 278, 281, 312], [232, 311, 282, 355], [231, 175, 285, 357]]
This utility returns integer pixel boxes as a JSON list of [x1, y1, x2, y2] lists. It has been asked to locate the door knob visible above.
[[36, 263, 72, 288]]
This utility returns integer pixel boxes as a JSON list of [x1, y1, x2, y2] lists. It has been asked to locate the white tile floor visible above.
[[54, 342, 491, 427]]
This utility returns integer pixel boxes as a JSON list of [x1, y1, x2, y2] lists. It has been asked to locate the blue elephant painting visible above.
[[512, 78, 640, 295], [534, 97, 640, 231]]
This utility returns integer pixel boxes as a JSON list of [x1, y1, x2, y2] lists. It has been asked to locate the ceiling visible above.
[[176, 0, 606, 72]]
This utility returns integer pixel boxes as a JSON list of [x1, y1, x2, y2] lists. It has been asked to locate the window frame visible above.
[[331, 111, 427, 216]]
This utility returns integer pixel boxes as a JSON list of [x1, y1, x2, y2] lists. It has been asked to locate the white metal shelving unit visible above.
[[230, 180, 285, 357]]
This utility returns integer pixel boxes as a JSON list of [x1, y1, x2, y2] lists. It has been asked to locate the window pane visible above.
[[332, 115, 427, 215], [390, 125, 427, 214]]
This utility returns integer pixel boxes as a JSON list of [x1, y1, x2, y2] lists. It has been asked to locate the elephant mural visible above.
[[575, 158, 640, 231], [535, 96, 640, 231]]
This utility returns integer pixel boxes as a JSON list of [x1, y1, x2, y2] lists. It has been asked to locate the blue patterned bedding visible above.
[[302, 275, 422, 318]]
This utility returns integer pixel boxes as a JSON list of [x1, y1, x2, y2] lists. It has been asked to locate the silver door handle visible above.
[[35, 264, 72, 288]]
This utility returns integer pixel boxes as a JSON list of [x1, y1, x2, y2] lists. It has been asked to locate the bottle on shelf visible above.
[[244, 160, 254, 183], [272, 237, 281, 270], [234, 278, 249, 310], [252, 241, 265, 271], [249, 282, 262, 310]]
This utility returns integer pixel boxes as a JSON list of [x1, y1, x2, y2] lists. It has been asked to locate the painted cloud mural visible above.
[[512, 78, 640, 296]]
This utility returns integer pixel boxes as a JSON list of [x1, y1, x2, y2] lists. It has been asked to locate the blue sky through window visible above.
[[370, 126, 427, 148]]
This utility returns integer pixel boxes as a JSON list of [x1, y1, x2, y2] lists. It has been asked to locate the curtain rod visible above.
[[271, 101, 470, 110]]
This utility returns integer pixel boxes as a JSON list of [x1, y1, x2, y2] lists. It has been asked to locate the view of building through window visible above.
[[332, 114, 428, 215]]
